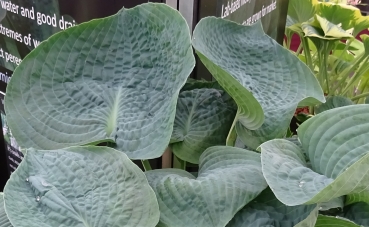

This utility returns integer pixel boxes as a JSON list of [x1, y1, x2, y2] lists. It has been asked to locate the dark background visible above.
[[215, 0, 288, 43], [358, 0, 369, 15], [59, 0, 162, 23]]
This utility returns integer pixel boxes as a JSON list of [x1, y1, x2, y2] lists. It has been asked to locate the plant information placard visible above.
[[216, 0, 288, 43], [0, 0, 70, 174]]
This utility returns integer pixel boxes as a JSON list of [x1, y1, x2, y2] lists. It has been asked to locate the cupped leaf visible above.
[[4, 146, 160, 227], [315, 96, 354, 114], [260, 105, 369, 206], [302, 15, 353, 41], [315, 215, 360, 227], [315, 14, 353, 39], [170, 88, 236, 163], [0, 193, 12, 227], [145, 146, 268, 227], [192, 17, 324, 150], [317, 2, 358, 31], [317, 2, 369, 36], [344, 202, 369, 226], [226, 188, 319, 227], [260, 139, 332, 206], [4, 3, 195, 159], [298, 105, 369, 181]]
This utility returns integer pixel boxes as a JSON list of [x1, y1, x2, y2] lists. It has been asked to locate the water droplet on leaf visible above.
[[36, 196, 41, 202], [299, 181, 305, 187]]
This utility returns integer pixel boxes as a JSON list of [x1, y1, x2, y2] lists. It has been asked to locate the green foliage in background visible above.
[[286, 0, 369, 108]]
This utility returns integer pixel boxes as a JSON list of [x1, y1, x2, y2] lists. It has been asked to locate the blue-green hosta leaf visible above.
[[4, 147, 159, 227], [319, 197, 344, 211], [315, 96, 354, 114], [235, 136, 248, 149], [145, 146, 268, 227], [4, 3, 195, 159], [344, 202, 369, 226], [260, 105, 369, 206], [192, 17, 324, 150], [226, 188, 319, 227], [170, 88, 236, 164], [315, 215, 360, 227], [0, 193, 12, 227]]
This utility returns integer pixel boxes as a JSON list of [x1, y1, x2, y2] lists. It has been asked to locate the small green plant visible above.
[[286, 0, 369, 107], [1, 3, 369, 227]]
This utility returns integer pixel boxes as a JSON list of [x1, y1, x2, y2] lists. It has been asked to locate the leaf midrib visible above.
[[183, 92, 200, 136], [106, 88, 122, 137]]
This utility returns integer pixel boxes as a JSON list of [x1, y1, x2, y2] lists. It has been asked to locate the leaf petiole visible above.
[[141, 160, 152, 171]]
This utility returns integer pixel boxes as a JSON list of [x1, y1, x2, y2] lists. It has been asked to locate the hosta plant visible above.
[[1, 2, 369, 227], [286, 0, 369, 106]]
